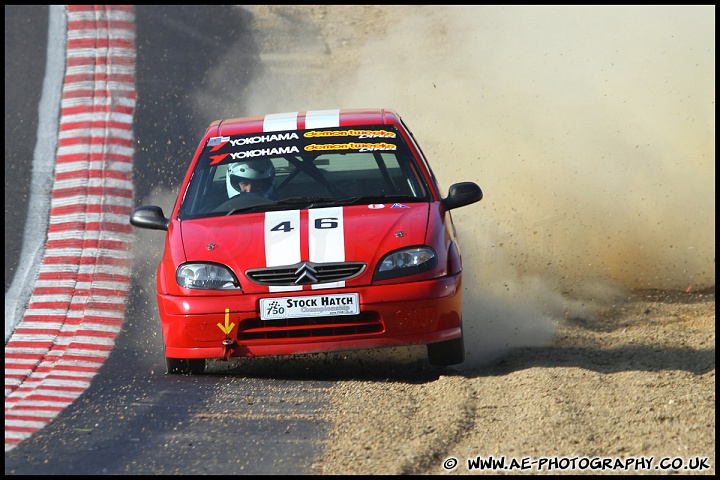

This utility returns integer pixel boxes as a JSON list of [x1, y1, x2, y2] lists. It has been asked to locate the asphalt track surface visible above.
[[5, 6, 367, 474]]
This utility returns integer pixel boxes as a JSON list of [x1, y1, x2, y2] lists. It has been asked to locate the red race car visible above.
[[130, 108, 482, 374]]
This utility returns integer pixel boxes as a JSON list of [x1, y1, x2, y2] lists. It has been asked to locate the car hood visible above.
[[178, 203, 430, 293]]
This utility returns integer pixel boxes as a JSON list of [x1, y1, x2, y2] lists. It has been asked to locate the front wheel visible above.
[[427, 322, 465, 366], [166, 357, 206, 375]]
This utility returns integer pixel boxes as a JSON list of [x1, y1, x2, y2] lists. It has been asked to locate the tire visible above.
[[166, 357, 206, 375], [427, 322, 465, 366]]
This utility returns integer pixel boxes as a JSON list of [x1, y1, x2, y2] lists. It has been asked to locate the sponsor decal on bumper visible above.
[[260, 293, 359, 320]]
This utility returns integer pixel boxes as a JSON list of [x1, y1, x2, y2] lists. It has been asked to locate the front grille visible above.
[[238, 312, 382, 340], [246, 261, 366, 286]]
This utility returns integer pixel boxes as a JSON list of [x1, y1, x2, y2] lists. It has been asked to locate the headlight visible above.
[[373, 246, 437, 281], [176, 263, 238, 290]]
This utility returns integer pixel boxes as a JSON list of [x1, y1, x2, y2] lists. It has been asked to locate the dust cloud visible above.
[[211, 6, 715, 366]]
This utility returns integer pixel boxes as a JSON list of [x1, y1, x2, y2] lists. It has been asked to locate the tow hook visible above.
[[221, 338, 235, 361]]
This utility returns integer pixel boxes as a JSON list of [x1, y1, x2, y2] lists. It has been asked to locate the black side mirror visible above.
[[130, 205, 170, 231], [442, 182, 483, 210]]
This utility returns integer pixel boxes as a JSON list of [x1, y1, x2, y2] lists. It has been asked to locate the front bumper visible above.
[[159, 274, 463, 360]]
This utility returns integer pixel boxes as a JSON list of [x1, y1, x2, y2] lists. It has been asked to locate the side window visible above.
[[398, 117, 442, 195]]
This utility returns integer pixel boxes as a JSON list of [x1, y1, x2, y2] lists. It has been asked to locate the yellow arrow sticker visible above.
[[217, 308, 236, 335]]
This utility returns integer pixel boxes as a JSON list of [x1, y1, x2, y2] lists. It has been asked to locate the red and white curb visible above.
[[5, 5, 137, 452]]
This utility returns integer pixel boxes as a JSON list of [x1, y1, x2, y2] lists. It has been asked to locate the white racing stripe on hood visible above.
[[262, 109, 344, 292], [265, 210, 301, 292], [309, 207, 345, 289], [263, 207, 347, 292]]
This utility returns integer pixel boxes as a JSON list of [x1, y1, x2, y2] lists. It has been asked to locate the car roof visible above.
[[205, 108, 403, 137]]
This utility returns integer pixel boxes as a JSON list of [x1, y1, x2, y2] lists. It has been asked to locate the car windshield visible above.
[[178, 125, 431, 219]]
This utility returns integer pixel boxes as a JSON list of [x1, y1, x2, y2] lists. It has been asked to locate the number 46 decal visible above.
[[270, 217, 339, 232]]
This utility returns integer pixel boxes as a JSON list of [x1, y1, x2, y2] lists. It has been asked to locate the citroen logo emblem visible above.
[[294, 262, 318, 284]]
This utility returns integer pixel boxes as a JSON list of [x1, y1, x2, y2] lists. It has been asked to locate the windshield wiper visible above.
[[316, 195, 420, 207], [226, 205, 268, 216], [225, 196, 420, 216], [226, 197, 331, 216], [273, 197, 331, 207]]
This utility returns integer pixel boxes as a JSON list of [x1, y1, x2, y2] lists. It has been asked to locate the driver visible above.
[[226, 159, 276, 199]]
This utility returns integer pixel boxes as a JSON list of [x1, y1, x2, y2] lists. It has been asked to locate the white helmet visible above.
[[226, 159, 275, 197]]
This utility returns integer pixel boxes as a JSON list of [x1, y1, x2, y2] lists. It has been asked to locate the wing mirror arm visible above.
[[130, 205, 170, 231], [442, 182, 483, 210]]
